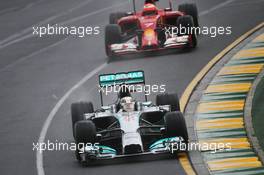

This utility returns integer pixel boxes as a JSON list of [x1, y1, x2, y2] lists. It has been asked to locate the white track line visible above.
[[36, 62, 106, 175], [0, 1, 128, 71], [20, 0, 44, 12], [0, 38, 68, 73], [199, 0, 235, 17], [0, 7, 18, 15], [36, 0, 236, 175], [0, 1, 128, 49], [60, 2, 129, 25], [0, 0, 232, 48], [0, 15, 59, 48], [0, 0, 95, 49]]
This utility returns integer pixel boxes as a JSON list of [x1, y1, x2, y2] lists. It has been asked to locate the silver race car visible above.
[[70, 70, 188, 165]]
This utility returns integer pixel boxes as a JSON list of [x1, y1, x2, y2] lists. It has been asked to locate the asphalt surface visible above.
[[0, 0, 263, 175], [253, 76, 264, 150]]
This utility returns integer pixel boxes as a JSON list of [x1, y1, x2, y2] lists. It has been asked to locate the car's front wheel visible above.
[[105, 24, 122, 61], [164, 111, 188, 145], [71, 102, 94, 138], [176, 15, 197, 48], [74, 120, 97, 161], [178, 3, 199, 27]]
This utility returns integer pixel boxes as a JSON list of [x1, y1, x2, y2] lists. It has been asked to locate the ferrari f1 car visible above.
[[105, 0, 198, 59], [71, 70, 188, 164]]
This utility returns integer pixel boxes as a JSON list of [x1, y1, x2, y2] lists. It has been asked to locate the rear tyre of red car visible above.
[[156, 93, 180, 111], [109, 12, 127, 24], [105, 24, 122, 61], [71, 102, 94, 138], [164, 112, 188, 148], [176, 15, 197, 48], [178, 3, 199, 27]]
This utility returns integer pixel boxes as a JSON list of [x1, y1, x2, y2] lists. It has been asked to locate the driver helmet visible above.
[[143, 3, 158, 16], [120, 96, 135, 112], [145, 0, 156, 5], [118, 85, 131, 99]]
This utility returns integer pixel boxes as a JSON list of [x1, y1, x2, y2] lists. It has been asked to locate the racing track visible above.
[[0, 0, 263, 175]]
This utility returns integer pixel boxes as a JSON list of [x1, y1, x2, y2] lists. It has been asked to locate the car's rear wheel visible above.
[[156, 93, 180, 111], [109, 12, 127, 24], [105, 24, 122, 61], [178, 3, 199, 27], [176, 15, 197, 48], [74, 120, 97, 161], [164, 111, 188, 145], [71, 102, 94, 138]]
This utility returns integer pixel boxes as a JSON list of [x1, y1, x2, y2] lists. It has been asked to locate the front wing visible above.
[[77, 137, 186, 163], [110, 35, 190, 56]]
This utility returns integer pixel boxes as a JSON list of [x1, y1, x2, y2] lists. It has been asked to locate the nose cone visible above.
[[124, 144, 142, 154], [122, 132, 143, 154], [142, 28, 158, 48], [144, 28, 155, 40]]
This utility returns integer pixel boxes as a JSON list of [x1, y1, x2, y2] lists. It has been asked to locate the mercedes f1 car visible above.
[[70, 70, 188, 165], [105, 0, 198, 60]]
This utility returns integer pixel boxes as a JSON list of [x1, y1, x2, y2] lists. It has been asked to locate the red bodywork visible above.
[[105, 2, 197, 57], [117, 8, 184, 49]]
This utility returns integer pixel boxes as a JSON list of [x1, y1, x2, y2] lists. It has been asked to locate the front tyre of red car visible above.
[[176, 15, 197, 48], [178, 3, 199, 27], [189, 31, 197, 48], [105, 24, 122, 62]]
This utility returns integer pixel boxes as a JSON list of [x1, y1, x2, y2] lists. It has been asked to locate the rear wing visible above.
[[98, 70, 147, 105], [99, 70, 145, 87], [132, 0, 162, 13]]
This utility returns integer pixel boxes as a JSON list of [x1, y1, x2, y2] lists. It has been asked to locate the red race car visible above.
[[105, 0, 199, 60]]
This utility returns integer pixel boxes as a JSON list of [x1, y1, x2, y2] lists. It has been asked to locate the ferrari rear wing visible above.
[[98, 70, 147, 105]]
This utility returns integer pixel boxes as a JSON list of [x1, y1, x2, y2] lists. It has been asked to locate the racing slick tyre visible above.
[[176, 15, 197, 48], [71, 102, 94, 138], [164, 111, 188, 145], [156, 93, 180, 111], [109, 12, 127, 24], [74, 120, 96, 161], [105, 24, 122, 61], [178, 3, 199, 27]]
